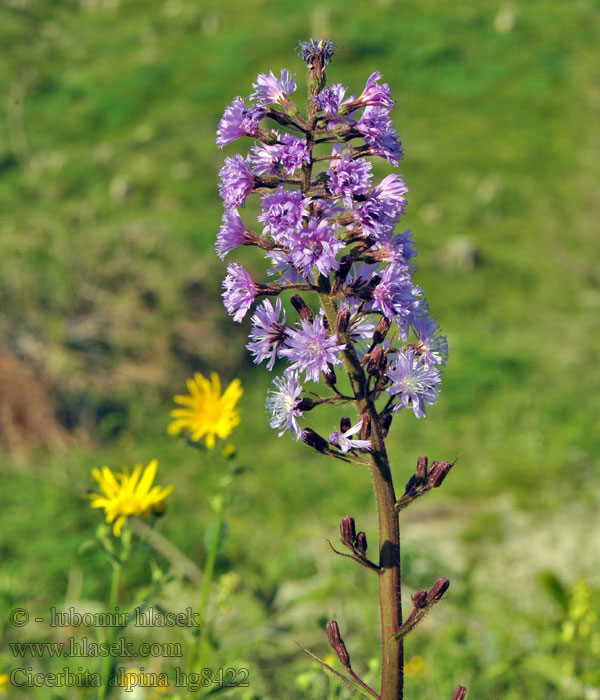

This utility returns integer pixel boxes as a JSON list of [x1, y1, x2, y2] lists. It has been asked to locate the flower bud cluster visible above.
[[215, 39, 449, 447]]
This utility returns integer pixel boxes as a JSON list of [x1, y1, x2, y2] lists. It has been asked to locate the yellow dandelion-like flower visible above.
[[0, 673, 9, 693], [86, 460, 173, 536], [167, 372, 242, 449]]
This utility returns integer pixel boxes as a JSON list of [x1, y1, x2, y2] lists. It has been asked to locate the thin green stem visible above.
[[187, 492, 225, 676], [97, 561, 121, 700]]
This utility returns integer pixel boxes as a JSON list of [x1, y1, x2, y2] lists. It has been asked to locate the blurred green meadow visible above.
[[1, 0, 599, 698]]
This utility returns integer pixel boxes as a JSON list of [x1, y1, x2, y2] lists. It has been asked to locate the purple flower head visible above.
[[356, 107, 403, 165], [355, 196, 397, 239], [247, 298, 287, 370], [218, 154, 255, 209], [280, 313, 345, 383], [327, 153, 373, 207], [298, 38, 337, 67], [258, 186, 310, 243], [409, 314, 449, 367], [222, 262, 259, 322], [315, 83, 348, 116], [357, 71, 395, 109], [288, 217, 345, 279], [371, 230, 416, 269], [373, 174, 408, 215], [251, 69, 296, 106], [266, 373, 304, 438], [329, 419, 372, 454], [385, 348, 442, 418], [371, 266, 424, 337], [216, 97, 265, 148], [216, 209, 257, 259], [251, 133, 310, 176]]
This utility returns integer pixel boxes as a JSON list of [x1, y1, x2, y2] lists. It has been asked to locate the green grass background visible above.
[[1, 0, 599, 698]]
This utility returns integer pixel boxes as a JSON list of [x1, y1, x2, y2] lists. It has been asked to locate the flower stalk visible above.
[[214, 39, 462, 699]]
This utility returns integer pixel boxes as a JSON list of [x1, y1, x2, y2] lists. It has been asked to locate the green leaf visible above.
[[296, 643, 374, 699]]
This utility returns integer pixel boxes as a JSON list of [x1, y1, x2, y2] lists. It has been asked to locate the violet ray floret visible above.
[[251, 69, 296, 106], [385, 348, 442, 418], [288, 217, 345, 279], [327, 153, 373, 207], [329, 420, 372, 454], [357, 71, 395, 109], [216, 209, 253, 259], [222, 262, 259, 322], [216, 97, 265, 148], [218, 154, 255, 209], [247, 298, 287, 370], [280, 314, 345, 383], [266, 373, 304, 438], [409, 314, 449, 367]]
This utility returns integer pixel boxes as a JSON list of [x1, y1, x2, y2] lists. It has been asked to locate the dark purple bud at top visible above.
[[411, 588, 428, 609], [373, 316, 391, 344], [339, 515, 356, 546], [336, 308, 350, 336], [355, 531, 368, 557], [340, 416, 352, 433], [359, 412, 371, 439], [290, 294, 313, 321], [450, 686, 467, 700], [332, 255, 353, 293], [301, 428, 329, 453], [381, 413, 393, 437], [298, 39, 337, 68], [429, 576, 450, 601], [428, 460, 453, 488], [416, 455, 428, 481]]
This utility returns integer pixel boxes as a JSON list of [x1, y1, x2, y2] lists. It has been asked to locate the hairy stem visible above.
[[319, 293, 403, 699]]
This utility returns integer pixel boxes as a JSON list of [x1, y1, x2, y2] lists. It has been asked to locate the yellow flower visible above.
[[167, 372, 242, 449], [86, 460, 173, 536]]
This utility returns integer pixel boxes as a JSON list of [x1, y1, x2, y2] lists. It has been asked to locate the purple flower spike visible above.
[[266, 373, 304, 438], [281, 314, 345, 383], [329, 420, 372, 454], [288, 217, 344, 279], [386, 349, 442, 418], [247, 298, 287, 370], [357, 71, 394, 109], [327, 154, 373, 207], [222, 262, 259, 322], [216, 209, 256, 259], [251, 68, 296, 106], [218, 154, 255, 209], [216, 97, 265, 148]]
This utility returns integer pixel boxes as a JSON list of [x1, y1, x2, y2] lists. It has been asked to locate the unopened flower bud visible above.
[[323, 363, 337, 386], [428, 460, 453, 488], [339, 515, 356, 546], [359, 413, 371, 439], [450, 686, 467, 700], [411, 588, 428, 609], [325, 619, 351, 668], [381, 413, 393, 437], [367, 346, 386, 376], [336, 308, 350, 336], [332, 255, 353, 293], [373, 316, 391, 344], [429, 576, 450, 601], [297, 397, 315, 412], [416, 455, 428, 481], [301, 428, 329, 453], [290, 294, 313, 321], [355, 531, 367, 557], [340, 416, 351, 433]]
